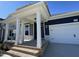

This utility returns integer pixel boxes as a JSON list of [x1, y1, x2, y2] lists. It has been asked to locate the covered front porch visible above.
[[2, 2, 50, 48]]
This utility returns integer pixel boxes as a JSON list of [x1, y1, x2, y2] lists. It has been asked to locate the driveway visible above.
[[42, 42, 79, 57]]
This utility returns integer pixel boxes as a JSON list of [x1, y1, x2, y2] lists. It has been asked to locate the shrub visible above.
[[0, 43, 9, 51]]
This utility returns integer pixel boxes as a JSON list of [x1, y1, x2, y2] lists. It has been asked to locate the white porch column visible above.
[[19, 22, 24, 44], [15, 18, 20, 45], [4, 23, 9, 42], [33, 23, 34, 40], [36, 11, 42, 48]]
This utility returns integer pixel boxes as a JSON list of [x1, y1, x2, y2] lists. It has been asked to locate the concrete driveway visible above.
[[42, 42, 79, 57]]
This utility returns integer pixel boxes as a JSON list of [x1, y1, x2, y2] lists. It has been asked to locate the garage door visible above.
[[49, 22, 79, 44]]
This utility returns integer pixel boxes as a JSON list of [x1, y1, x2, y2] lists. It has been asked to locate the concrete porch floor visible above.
[[42, 42, 79, 57], [22, 39, 47, 47]]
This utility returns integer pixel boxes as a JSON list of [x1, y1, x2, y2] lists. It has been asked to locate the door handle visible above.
[[74, 34, 76, 38]]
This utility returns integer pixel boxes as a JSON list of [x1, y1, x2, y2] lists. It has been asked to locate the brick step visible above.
[[6, 50, 36, 57], [14, 45, 41, 50], [5, 40, 48, 57], [11, 46, 41, 56]]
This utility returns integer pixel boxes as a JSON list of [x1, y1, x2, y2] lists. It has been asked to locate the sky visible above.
[[0, 1, 79, 19]]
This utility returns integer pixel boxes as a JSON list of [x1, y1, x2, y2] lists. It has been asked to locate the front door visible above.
[[7, 29, 15, 43], [24, 24, 33, 41]]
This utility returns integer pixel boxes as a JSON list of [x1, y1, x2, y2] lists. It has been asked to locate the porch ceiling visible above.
[[2, 2, 50, 23]]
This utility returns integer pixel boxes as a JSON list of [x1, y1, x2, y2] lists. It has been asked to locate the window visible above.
[[25, 25, 29, 35], [25, 31, 28, 35], [73, 19, 78, 22]]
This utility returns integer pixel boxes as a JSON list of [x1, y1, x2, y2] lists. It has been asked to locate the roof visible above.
[[2, 2, 50, 23], [1, 2, 50, 20], [16, 2, 39, 10], [6, 2, 50, 20], [16, 1, 51, 16], [48, 11, 79, 21]]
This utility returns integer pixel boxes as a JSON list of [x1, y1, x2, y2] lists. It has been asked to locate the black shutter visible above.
[[45, 25, 49, 35]]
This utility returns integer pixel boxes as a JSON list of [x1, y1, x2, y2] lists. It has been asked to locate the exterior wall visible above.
[[0, 19, 5, 42], [0, 23, 5, 42], [46, 15, 79, 44]]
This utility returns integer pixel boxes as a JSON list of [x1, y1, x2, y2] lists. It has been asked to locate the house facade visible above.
[[0, 2, 79, 49]]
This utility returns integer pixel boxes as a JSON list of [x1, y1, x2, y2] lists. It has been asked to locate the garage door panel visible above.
[[49, 23, 79, 44]]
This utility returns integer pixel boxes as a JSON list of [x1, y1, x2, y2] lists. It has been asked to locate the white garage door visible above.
[[49, 22, 79, 44]]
